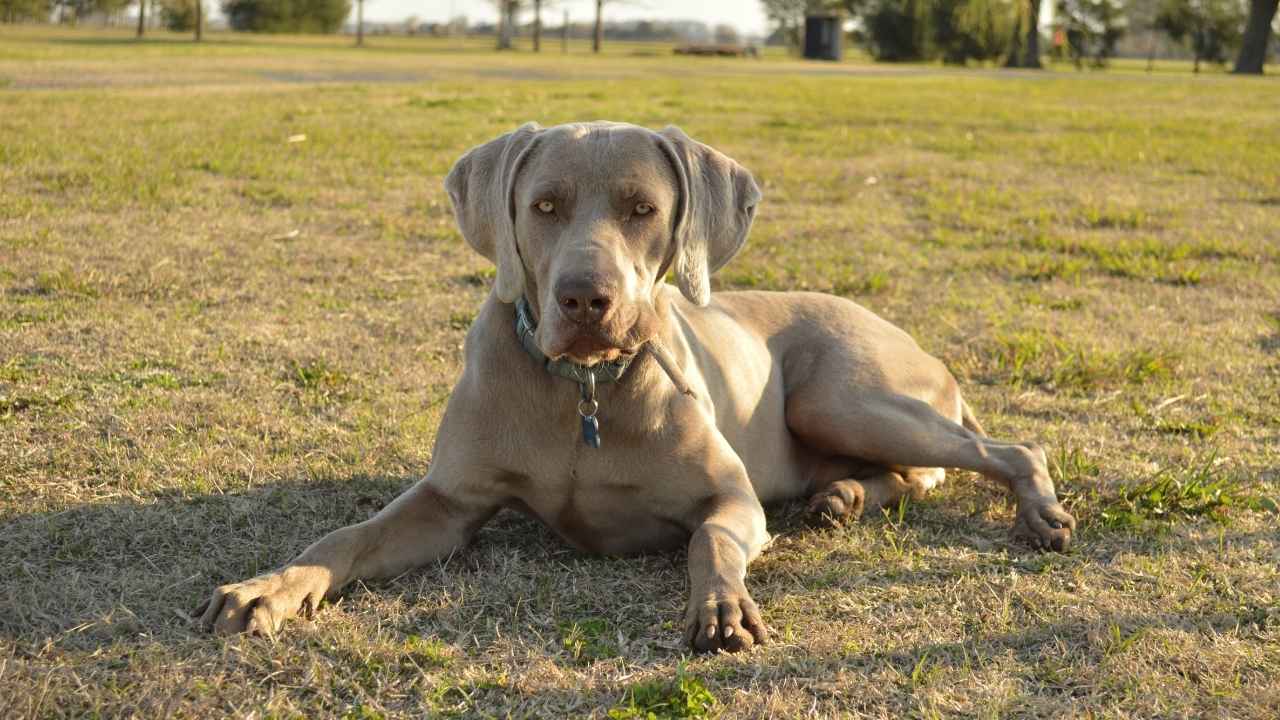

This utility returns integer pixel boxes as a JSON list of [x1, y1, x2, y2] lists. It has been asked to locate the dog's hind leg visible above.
[[787, 382, 1075, 551]]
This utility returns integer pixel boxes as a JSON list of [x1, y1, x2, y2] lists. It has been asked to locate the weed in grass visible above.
[[1051, 446, 1101, 487], [402, 635, 453, 669], [560, 617, 620, 664], [1013, 257, 1086, 283], [609, 668, 716, 720], [30, 268, 98, 298], [1023, 291, 1085, 310], [289, 358, 352, 400], [1099, 454, 1278, 530], [1098, 253, 1204, 286], [1101, 623, 1148, 658], [1079, 205, 1151, 230], [407, 96, 469, 110], [447, 310, 474, 331], [0, 357, 34, 383], [0, 391, 74, 417], [1153, 418, 1220, 440], [833, 271, 890, 296], [908, 650, 943, 689], [459, 267, 495, 286], [978, 330, 1175, 392], [721, 266, 787, 290]]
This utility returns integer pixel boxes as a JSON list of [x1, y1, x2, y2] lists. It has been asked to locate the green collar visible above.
[[513, 297, 635, 386]]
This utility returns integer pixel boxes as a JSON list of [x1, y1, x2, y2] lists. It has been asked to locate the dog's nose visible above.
[[555, 277, 614, 325]]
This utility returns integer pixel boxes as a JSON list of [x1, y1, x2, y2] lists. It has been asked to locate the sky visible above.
[[357, 0, 773, 38]]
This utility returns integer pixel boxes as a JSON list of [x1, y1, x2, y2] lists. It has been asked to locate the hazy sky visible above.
[[359, 1, 772, 38]]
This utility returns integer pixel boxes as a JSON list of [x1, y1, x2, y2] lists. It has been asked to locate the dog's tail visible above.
[[960, 398, 986, 437]]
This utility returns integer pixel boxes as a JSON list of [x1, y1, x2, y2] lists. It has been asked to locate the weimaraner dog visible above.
[[199, 121, 1075, 653]]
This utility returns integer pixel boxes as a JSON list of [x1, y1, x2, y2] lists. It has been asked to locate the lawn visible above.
[[1, 25, 1279, 719]]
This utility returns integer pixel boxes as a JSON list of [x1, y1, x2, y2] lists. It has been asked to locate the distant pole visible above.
[[562, 10, 569, 53], [592, 0, 602, 53], [355, 0, 364, 46], [135, 0, 145, 38], [195, 0, 203, 41], [533, 0, 542, 52]]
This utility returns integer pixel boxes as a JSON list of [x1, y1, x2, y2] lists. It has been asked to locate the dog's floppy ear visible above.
[[657, 126, 761, 307], [445, 122, 543, 304]]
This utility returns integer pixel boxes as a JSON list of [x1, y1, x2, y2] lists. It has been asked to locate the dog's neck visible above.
[[512, 294, 696, 449]]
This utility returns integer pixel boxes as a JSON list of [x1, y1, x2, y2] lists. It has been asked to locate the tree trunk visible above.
[[1234, 0, 1278, 73], [533, 0, 541, 52], [1003, 8, 1024, 66], [1022, 0, 1042, 68], [195, 0, 202, 41], [355, 0, 364, 46], [135, 0, 144, 37], [1004, 0, 1043, 68], [593, 0, 602, 53], [497, 1, 514, 49]]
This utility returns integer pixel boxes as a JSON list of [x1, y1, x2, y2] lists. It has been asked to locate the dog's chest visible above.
[[503, 434, 693, 556]]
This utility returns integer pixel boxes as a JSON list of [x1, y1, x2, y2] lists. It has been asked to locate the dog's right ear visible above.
[[445, 123, 543, 304]]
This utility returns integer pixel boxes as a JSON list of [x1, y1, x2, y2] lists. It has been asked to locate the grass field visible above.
[[2, 25, 1279, 719]]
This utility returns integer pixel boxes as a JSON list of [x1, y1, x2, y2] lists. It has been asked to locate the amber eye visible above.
[[536, 200, 555, 214], [635, 202, 654, 216]]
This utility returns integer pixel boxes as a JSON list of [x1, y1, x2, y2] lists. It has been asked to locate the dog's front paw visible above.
[[684, 585, 768, 653], [1013, 499, 1076, 552], [195, 566, 331, 637]]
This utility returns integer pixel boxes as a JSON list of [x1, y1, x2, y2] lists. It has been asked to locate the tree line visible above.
[[0, 0, 347, 34], [762, 0, 1278, 72], [2, 0, 1273, 73]]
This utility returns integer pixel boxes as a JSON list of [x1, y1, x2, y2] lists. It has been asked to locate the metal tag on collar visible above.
[[578, 370, 601, 449]]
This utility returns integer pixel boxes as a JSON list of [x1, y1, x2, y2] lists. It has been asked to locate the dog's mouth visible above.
[[536, 298, 662, 367], [548, 332, 640, 366]]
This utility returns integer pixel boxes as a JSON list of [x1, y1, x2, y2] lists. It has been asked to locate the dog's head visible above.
[[445, 121, 760, 366]]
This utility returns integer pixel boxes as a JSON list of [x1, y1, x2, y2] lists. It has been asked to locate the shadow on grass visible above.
[[3, 463, 1267, 658], [0, 474, 410, 648]]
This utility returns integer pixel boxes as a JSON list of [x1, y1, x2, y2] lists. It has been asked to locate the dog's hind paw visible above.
[[804, 479, 866, 527], [1013, 500, 1076, 552]]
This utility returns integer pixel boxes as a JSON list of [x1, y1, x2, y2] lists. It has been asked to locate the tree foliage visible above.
[[221, 0, 350, 32], [1156, 0, 1247, 70], [1054, 0, 1128, 66], [861, 0, 1016, 62], [1, 0, 50, 22], [160, 0, 198, 30]]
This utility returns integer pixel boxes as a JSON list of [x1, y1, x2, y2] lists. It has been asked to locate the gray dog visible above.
[[198, 121, 1075, 653]]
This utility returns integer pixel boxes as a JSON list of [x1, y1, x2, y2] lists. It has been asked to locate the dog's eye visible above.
[[536, 200, 555, 214], [634, 202, 654, 216]]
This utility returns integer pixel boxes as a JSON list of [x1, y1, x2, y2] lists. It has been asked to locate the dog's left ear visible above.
[[445, 122, 543, 304], [657, 126, 762, 307]]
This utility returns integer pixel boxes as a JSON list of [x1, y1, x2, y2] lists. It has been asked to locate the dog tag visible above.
[[581, 413, 601, 448], [578, 372, 602, 449]]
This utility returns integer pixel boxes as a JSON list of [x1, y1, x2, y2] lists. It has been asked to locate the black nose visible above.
[[555, 277, 614, 325]]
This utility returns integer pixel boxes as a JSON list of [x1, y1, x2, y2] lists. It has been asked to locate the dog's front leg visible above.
[[684, 489, 771, 653], [198, 466, 497, 637]]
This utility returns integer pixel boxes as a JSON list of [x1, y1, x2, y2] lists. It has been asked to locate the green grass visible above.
[[1, 24, 1279, 720]]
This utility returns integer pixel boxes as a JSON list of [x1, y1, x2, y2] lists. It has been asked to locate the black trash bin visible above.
[[803, 14, 842, 61]]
